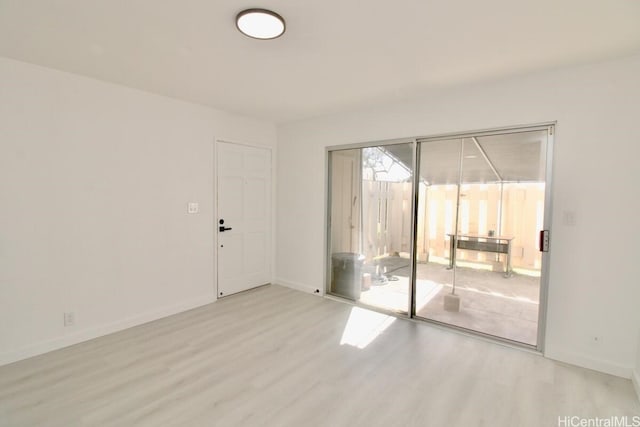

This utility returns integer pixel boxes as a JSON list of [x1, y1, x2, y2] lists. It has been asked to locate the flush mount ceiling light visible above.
[[236, 8, 286, 40]]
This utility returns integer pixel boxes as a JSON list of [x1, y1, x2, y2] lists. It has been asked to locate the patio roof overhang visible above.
[[382, 130, 547, 185]]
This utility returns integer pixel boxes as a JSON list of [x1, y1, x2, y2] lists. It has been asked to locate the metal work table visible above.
[[447, 234, 514, 277]]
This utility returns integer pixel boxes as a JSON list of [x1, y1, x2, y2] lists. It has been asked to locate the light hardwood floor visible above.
[[0, 285, 638, 427]]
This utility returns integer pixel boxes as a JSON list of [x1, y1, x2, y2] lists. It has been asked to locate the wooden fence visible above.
[[361, 180, 544, 271]]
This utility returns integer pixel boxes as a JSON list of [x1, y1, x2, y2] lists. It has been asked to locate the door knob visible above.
[[219, 226, 232, 232]]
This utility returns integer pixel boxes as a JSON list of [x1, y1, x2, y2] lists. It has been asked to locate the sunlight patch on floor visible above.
[[340, 307, 396, 349]]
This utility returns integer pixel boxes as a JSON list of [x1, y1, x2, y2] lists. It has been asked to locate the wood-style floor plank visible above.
[[0, 285, 638, 426]]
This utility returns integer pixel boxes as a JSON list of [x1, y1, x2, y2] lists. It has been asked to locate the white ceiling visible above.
[[1, 0, 639, 123]]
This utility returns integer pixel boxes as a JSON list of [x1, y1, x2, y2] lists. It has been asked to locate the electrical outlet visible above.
[[64, 312, 75, 327]]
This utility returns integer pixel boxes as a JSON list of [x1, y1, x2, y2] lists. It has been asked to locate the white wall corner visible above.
[[275, 278, 323, 296], [544, 348, 632, 379], [0, 294, 216, 367], [632, 368, 640, 403]]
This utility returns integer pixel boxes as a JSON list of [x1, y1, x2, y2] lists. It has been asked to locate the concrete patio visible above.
[[358, 255, 540, 346]]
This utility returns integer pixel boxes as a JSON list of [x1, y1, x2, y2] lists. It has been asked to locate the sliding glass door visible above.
[[414, 129, 550, 346], [328, 142, 414, 314], [327, 125, 553, 348]]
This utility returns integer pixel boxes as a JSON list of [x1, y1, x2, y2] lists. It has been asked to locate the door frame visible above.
[[324, 137, 416, 318], [414, 123, 555, 352], [324, 122, 555, 353], [214, 138, 275, 299]]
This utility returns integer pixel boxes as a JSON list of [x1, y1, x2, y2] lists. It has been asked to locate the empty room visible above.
[[1, 1, 640, 426]]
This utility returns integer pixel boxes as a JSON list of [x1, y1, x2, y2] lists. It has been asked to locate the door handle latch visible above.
[[539, 230, 550, 252], [219, 226, 232, 232]]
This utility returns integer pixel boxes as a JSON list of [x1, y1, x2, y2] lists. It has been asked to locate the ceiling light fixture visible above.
[[236, 9, 285, 40]]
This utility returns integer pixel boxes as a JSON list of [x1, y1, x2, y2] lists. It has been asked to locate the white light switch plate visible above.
[[187, 202, 199, 214]]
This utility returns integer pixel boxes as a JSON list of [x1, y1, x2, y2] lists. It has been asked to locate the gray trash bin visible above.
[[331, 252, 365, 299]]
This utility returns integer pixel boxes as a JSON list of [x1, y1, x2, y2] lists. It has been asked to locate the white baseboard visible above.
[[275, 277, 323, 296], [545, 348, 632, 379], [632, 369, 640, 403], [0, 294, 216, 367]]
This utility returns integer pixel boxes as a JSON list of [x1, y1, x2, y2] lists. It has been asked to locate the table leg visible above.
[[504, 241, 512, 278]]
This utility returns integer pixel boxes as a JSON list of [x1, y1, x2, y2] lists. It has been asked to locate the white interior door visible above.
[[217, 141, 271, 297]]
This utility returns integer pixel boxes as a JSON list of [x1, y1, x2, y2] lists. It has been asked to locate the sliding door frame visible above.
[[324, 122, 555, 352], [414, 123, 555, 352], [325, 138, 416, 318]]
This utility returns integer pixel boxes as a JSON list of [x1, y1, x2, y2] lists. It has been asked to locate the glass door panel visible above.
[[328, 149, 362, 300], [328, 143, 414, 314], [415, 130, 548, 347], [414, 139, 461, 314]]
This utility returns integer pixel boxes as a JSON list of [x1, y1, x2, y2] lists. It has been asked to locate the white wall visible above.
[[276, 53, 640, 378], [0, 57, 276, 365], [635, 330, 640, 400]]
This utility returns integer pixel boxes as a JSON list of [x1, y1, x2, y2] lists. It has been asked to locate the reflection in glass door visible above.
[[414, 129, 549, 346], [328, 143, 414, 314]]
